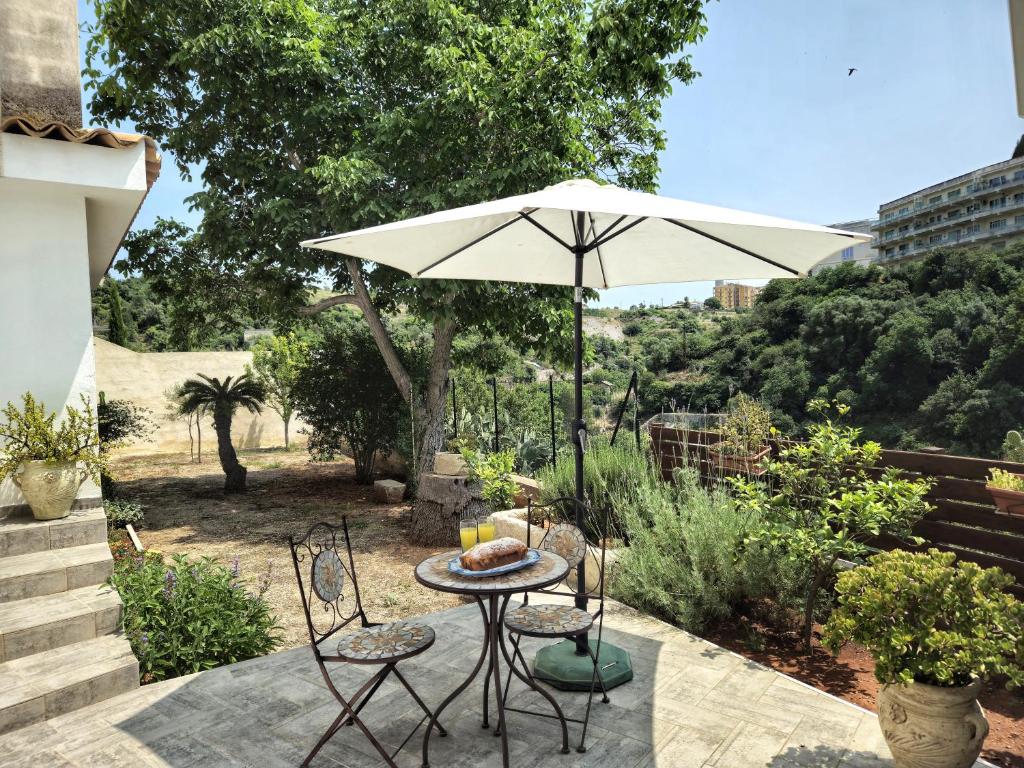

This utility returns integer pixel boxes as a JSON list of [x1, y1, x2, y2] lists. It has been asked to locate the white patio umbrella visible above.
[[301, 178, 869, 630]]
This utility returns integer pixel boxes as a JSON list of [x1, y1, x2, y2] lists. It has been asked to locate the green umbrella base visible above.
[[532, 639, 633, 692]]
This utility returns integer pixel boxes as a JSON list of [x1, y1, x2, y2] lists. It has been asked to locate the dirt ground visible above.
[[108, 449, 462, 650], [706, 613, 1024, 768]]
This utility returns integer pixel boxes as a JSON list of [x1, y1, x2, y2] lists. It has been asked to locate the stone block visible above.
[[511, 474, 541, 507], [373, 479, 406, 504], [433, 452, 468, 476]]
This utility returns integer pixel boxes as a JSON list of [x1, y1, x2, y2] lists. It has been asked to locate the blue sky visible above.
[[79, 1, 1023, 307]]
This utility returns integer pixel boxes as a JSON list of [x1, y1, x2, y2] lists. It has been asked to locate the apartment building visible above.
[[872, 149, 1024, 263], [713, 281, 762, 310]]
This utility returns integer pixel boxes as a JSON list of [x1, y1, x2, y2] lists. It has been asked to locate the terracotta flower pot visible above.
[[986, 482, 1024, 516], [878, 679, 988, 768], [707, 443, 770, 475], [12, 460, 86, 520]]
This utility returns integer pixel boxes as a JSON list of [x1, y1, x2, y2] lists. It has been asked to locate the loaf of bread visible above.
[[459, 537, 528, 571]]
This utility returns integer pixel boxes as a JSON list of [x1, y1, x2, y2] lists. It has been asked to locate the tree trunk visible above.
[[802, 563, 829, 654], [409, 319, 457, 544], [306, 259, 458, 542], [283, 415, 290, 449], [213, 410, 247, 492]]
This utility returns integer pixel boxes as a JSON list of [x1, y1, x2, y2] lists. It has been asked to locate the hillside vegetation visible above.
[[95, 245, 1024, 459], [613, 246, 1024, 458]]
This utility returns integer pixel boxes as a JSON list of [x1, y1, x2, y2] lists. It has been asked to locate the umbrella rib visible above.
[[665, 219, 801, 276], [587, 216, 648, 250], [590, 214, 627, 245], [587, 212, 610, 289], [415, 213, 530, 277], [519, 211, 575, 251]]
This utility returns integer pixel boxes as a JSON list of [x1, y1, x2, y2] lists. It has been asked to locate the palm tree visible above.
[[176, 374, 264, 492]]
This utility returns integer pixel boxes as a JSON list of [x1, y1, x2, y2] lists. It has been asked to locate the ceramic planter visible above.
[[707, 443, 770, 475], [878, 678, 988, 768], [986, 482, 1024, 516], [12, 460, 86, 520]]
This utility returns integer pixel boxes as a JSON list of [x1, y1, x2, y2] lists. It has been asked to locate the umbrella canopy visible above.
[[302, 179, 871, 287], [302, 178, 871, 646]]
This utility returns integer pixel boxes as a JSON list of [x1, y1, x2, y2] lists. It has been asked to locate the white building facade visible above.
[[872, 153, 1024, 264], [810, 219, 879, 273]]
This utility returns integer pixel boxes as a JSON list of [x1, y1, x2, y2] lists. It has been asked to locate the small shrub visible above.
[[1003, 430, 1024, 463], [988, 467, 1024, 492], [293, 320, 407, 484], [611, 467, 784, 632], [536, 435, 662, 539], [823, 548, 1024, 688], [97, 397, 155, 447], [732, 399, 933, 651], [716, 393, 772, 457], [110, 553, 281, 683], [463, 448, 518, 511], [104, 499, 145, 529]]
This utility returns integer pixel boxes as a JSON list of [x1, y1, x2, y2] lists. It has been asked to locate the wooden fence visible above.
[[649, 423, 1024, 598]]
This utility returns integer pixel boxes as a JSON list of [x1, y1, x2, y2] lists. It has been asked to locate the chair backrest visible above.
[[288, 518, 369, 655], [524, 496, 610, 611]]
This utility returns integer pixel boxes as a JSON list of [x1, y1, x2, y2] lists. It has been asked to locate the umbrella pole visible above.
[[572, 247, 587, 653], [533, 236, 633, 695]]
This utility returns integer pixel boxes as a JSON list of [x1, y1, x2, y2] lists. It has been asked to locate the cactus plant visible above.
[[1003, 430, 1024, 463]]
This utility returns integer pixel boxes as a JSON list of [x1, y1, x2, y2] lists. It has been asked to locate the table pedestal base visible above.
[[422, 594, 569, 768]]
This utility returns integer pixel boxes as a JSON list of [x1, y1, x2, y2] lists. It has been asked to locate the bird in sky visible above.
[[848, 67, 857, 76]]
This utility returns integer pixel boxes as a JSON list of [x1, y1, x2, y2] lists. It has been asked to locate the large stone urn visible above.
[[12, 460, 85, 520], [878, 679, 988, 768]]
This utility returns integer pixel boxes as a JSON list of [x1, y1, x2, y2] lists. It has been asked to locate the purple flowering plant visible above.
[[110, 553, 281, 683]]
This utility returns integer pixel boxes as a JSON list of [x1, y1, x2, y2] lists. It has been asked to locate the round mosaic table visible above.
[[414, 549, 570, 768]]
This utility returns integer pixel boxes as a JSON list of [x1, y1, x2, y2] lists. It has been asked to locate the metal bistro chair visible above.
[[288, 519, 445, 767], [497, 496, 611, 753]]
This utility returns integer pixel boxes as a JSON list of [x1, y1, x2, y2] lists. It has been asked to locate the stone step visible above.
[[0, 633, 138, 735], [0, 543, 113, 604], [0, 507, 106, 559], [0, 584, 123, 663]]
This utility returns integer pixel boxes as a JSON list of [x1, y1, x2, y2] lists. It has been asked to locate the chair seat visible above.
[[334, 621, 435, 663], [504, 604, 594, 638]]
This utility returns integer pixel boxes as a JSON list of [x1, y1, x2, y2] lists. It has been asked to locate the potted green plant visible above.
[[708, 393, 772, 474], [0, 393, 106, 520], [823, 548, 1024, 768], [987, 467, 1024, 517]]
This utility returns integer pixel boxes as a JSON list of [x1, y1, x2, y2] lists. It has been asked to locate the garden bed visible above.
[[705, 611, 1024, 767], [107, 448, 462, 650]]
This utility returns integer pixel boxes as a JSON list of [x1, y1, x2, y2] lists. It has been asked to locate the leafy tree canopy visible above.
[[85, 0, 710, 501]]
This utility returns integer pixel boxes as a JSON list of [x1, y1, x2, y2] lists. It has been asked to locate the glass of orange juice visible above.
[[459, 519, 479, 551], [476, 517, 496, 543]]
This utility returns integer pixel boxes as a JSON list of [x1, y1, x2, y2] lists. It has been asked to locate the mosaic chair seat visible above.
[[497, 497, 612, 754], [289, 519, 444, 768]]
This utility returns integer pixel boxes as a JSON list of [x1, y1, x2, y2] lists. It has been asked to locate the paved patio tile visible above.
[[0, 598, 993, 767]]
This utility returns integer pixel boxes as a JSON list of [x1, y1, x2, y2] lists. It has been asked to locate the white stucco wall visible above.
[[0, 184, 100, 508]]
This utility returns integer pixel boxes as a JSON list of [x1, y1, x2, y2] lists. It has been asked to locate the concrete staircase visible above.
[[0, 506, 138, 734]]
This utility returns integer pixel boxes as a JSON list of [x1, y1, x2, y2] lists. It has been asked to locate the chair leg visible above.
[[392, 665, 447, 737], [575, 644, 607, 753], [309, 667, 401, 768], [337, 664, 393, 729]]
